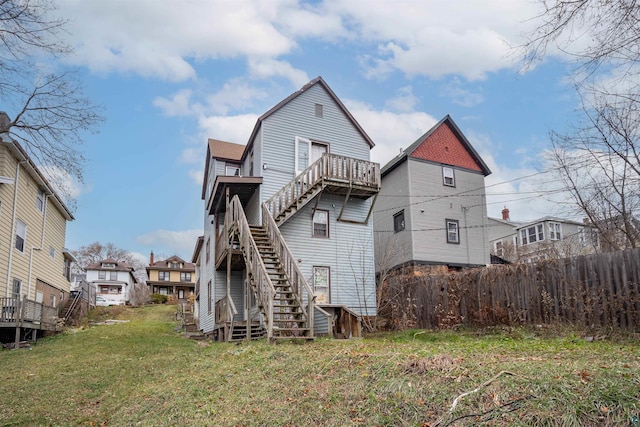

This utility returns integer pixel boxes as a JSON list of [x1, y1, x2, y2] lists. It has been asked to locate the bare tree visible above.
[[522, 1, 640, 249], [0, 0, 101, 202]]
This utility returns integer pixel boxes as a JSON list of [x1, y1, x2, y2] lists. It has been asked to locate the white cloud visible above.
[[205, 79, 269, 115], [60, 0, 297, 81], [39, 165, 91, 202], [385, 86, 419, 113], [440, 78, 484, 107], [153, 89, 194, 117], [197, 114, 258, 146], [135, 229, 202, 259], [188, 169, 205, 186], [346, 99, 437, 166], [247, 58, 310, 87]]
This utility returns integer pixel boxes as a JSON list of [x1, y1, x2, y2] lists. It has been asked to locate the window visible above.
[[50, 294, 56, 307], [206, 238, 210, 264], [446, 219, 460, 244], [15, 219, 26, 252], [100, 286, 109, 294], [207, 280, 212, 314], [102, 263, 115, 268], [49, 246, 55, 259], [36, 188, 45, 212], [171, 262, 180, 268], [109, 271, 117, 281], [159, 287, 168, 296], [495, 241, 503, 257], [98, 270, 106, 280], [313, 266, 330, 304], [443, 167, 455, 187], [393, 210, 405, 233], [159, 271, 170, 281], [578, 226, 585, 243], [225, 163, 240, 176], [180, 272, 192, 282], [312, 209, 329, 238], [315, 103, 323, 118], [549, 222, 562, 240], [520, 224, 544, 245], [12, 279, 21, 297]]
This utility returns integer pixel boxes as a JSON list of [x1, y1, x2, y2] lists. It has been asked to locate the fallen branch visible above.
[[431, 370, 520, 427], [449, 370, 516, 412]]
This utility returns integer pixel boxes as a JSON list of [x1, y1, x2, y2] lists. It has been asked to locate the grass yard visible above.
[[1, 305, 639, 426]]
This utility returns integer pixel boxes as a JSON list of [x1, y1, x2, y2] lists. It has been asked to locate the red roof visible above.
[[411, 121, 483, 172]]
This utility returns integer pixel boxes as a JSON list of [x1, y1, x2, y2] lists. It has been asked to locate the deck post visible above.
[[14, 295, 22, 349], [245, 275, 250, 343]]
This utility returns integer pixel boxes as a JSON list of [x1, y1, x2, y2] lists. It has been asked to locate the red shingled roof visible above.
[[411, 121, 483, 172]]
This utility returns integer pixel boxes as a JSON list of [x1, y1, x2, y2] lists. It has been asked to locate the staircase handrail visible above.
[[261, 203, 315, 337], [264, 153, 380, 222], [63, 291, 82, 321], [228, 195, 276, 341]]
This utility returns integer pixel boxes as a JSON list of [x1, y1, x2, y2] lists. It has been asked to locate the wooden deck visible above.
[[1, 297, 60, 332]]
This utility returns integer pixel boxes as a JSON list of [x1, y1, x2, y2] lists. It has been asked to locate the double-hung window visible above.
[[98, 271, 106, 280], [446, 219, 460, 244], [549, 222, 562, 240], [520, 224, 544, 245], [393, 210, 405, 233], [36, 188, 45, 212], [312, 210, 329, 238], [15, 220, 26, 252], [443, 167, 455, 187], [180, 272, 191, 282], [159, 271, 170, 281]]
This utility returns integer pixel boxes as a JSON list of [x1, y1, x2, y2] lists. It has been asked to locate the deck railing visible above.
[[264, 153, 380, 221], [261, 203, 315, 336], [1, 297, 59, 330], [228, 195, 276, 341]]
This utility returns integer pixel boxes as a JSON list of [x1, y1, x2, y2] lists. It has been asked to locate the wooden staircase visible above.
[[249, 225, 312, 340]]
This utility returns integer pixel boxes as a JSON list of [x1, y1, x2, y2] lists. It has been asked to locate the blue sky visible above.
[[44, 0, 585, 263]]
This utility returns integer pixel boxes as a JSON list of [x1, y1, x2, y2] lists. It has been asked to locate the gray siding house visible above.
[[373, 115, 491, 272], [197, 77, 380, 342], [488, 208, 599, 263]]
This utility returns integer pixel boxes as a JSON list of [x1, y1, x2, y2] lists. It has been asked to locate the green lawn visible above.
[[1, 305, 639, 426]]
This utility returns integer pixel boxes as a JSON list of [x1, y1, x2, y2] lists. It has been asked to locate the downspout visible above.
[[27, 194, 51, 298], [6, 160, 26, 297]]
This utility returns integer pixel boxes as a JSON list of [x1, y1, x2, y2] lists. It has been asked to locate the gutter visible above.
[[5, 160, 26, 297], [27, 194, 51, 298]]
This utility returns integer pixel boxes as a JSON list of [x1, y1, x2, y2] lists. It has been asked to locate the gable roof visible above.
[[201, 139, 246, 199], [381, 115, 491, 177], [85, 258, 134, 272], [242, 76, 375, 159], [147, 255, 195, 271], [209, 138, 244, 162], [0, 115, 74, 221]]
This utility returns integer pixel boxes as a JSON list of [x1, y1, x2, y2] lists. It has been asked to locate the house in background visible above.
[[373, 115, 491, 274], [196, 76, 380, 342], [0, 111, 76, 342], [191, 236, 204, 329], [146, 253, 196, 301], [85, 258, 137, 305], [488, 207, 599, 263]]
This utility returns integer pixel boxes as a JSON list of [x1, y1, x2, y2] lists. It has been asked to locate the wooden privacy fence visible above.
[[381, 248, 640, 331]]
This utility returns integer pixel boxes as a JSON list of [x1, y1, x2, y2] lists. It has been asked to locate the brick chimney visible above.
[[0, 111, 10, 132], [150, 251, 154, 266], [501, 207, 510, 221]]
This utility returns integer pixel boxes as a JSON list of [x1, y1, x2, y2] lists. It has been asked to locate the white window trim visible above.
[[549, 222, 562, 241], [443, 167, 455, 187], [294, 136, 311, 175], [15, 219, 26, 253], [36, 188, 45, 213], [446, 219, 460, 244]]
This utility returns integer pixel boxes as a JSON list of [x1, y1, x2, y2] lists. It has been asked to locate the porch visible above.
[[1, 296, 60, 347]]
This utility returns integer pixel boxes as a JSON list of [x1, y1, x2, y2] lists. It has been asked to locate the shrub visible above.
[[150, 293, 168, 304]]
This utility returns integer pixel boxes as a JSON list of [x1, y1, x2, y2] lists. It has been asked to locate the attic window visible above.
[[171, 262, 180, 268], [443, 167, 455, 187], [315, 103, 323, 118], [102, 263, 115, 268], [225, 163, 240, 176]]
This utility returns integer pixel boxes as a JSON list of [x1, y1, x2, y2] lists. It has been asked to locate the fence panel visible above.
[[381, 248, 640, 331]]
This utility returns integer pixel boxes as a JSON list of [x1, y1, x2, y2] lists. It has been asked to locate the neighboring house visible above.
[[146, 253, 196, 301], [191, 236, 204, 329], [488, 207, 599, 263], [595, 214, 640, 252], [373, 115, 491, 273], [0, 112, 76, 342], [197, 76, 380, 342], [85, 258, 137, 305]]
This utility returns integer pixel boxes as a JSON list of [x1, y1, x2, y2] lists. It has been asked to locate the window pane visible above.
[[394, 211, 405, 233], [313, 210, 329, 237]]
